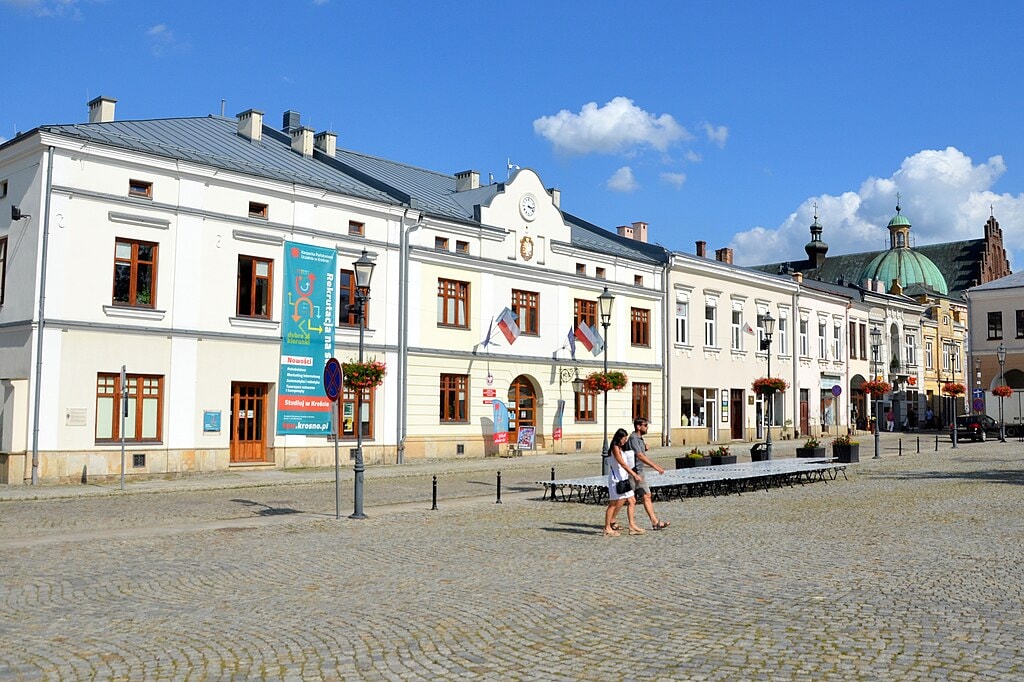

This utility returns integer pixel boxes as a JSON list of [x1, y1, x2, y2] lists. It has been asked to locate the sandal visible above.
[[652, 520, 671, 531], [603, 529, 621, 537], [610, 522, 622, 531], [628, 528, 646, 535]]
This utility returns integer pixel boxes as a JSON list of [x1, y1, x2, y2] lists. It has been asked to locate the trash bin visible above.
[[750, 442, 770, 462]]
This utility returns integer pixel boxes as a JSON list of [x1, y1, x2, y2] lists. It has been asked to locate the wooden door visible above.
[[507, 376, 536, 435], [730, 389, 744, 439], [799, 388, 810, 437], [231, 382, 267, 463]]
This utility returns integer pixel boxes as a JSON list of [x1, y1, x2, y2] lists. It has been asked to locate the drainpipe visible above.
[[396, 208, 424, 464], [30, 146, 55, 485], [661, 258, 671, 446], [791, 288, 800, 439]]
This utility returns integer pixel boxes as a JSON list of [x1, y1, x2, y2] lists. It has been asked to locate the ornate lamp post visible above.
[[598, 286, 615, 476], [759, 312, 776, 459], [558, 367, 584, 455], [349, 249, 375, 520], [871, 326, 882, 460], [997, 342, 1007, 442]]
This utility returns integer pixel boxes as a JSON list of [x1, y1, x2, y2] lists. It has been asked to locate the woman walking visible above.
[[603, 428, 645, 536]]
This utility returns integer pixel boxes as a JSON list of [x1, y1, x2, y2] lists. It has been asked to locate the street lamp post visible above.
[[871, 326, 882, 460], [598, 287, 615, 476], [997, 342, 1007, 442], [349, 249, 375, 520], [759, 312, 776, 459], [558, 367, 584, 454]]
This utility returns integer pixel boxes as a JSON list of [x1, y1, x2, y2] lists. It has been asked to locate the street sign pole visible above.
[[323, 358, 343, 520]]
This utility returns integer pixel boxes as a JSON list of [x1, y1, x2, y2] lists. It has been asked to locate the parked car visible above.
[[949, 414, 1001, 442]]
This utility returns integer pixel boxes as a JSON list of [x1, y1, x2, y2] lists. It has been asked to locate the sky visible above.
[[3, 0, 1023, 271]]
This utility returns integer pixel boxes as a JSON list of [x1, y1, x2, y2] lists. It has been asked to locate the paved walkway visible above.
[[2, 433, 1021, 679]]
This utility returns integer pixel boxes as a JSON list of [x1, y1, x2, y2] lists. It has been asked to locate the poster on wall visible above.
[[517, 426, 536, 451], [276, 241, 337, 435]]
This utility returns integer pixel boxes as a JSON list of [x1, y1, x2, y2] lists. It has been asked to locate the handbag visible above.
[[615, 477, 633, 495]]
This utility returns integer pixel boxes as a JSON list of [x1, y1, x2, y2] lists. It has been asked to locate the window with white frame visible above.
[[952, 343, 962, 373], [704, 301, 717, 347], [756, 311, 767, 351], [799, 319, 809, 356], [778, 314, 788, 355], [942, 342, 951, 371], [731, 310, 743, 350], [675, 300, 689, 345], [925, 340, 933, 369], [818, 320, 827, 359], [833, 323, 842, 359], [904, 334, 916, 366]]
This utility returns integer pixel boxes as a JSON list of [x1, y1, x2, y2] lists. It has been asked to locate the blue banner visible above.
[[492, 399, 509, 444], [276, 241, 336, 435]]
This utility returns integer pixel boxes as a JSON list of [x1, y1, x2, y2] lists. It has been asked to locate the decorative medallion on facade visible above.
[[519, 236, 534, 261]]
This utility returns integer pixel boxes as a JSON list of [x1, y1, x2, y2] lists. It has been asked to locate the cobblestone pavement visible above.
[[2, 434, 1022, 680]]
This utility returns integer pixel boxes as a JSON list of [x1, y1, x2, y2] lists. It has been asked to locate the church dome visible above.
[[860, 242, 948, 295], [860, 202, 948, 295]]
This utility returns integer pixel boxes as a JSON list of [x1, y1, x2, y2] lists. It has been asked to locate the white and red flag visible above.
[[496, 307, 520, 344]]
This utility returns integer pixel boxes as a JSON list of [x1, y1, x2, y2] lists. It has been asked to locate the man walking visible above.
[[627, 417, 670, 531]]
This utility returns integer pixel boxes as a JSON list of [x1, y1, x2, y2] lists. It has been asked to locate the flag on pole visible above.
[[590, 327, 605, 357], [574, 321, 598, 352], [482, 316, 494, 348], [743, 322, 755, 335], [567, 326, 577, 361], [496, 307, 520, 344]]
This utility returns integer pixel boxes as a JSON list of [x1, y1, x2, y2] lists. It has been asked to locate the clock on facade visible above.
[[519, 193, 537, 221]]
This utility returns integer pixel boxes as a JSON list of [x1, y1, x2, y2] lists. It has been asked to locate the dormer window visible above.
[[129, 179, 152, 199], [248, 201, 268, 219]]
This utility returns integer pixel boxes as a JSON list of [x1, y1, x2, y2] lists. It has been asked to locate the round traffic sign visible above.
[[323, 358, 342, 402], [831, 385, 842, 397], [973, 398, 984, 412]]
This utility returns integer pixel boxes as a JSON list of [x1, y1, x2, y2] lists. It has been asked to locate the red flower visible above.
[[751, 377, 789, 395], [583, 370, 628, 393], [941, 382, 966, 397], [861, 380, 891, 398], [993, 385, 1013, 398], [342, 359, 387, 390]]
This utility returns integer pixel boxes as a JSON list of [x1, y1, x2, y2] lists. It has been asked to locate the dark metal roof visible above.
[[563, 212, 668, 265], [41, 116, 401, 205], [968, 269, 1024, 292]]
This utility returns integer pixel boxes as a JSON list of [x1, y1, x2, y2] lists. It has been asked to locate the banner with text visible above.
[[276, 241, 336, 435]]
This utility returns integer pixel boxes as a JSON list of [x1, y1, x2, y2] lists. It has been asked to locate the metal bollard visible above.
[[898, 438, 902, 456], [496, 470, 503, 504], [935, 434, 939, 452], [916, 436, 920, 454], [431, 475, 438, 511], [551, 467, 557, 502]]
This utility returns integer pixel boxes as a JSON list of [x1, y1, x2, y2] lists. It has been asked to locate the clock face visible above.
[[520, 194, 537, 220]]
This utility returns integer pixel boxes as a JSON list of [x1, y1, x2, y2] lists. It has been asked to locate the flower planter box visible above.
[[796, 447, 826, 458], [709, 455, 737, 466], [833, 444, 860, 463], [677, 456, 712, 469]]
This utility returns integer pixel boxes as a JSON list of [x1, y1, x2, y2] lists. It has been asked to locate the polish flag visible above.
[[575, 321, 603, 356], [496, 307, 520, 344]]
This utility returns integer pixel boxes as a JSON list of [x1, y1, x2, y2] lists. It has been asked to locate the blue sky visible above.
[[4, 0, 1022, 270]]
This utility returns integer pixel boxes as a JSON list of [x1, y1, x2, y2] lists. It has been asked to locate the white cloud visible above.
[[685, 150, 702, 163], [1, 0, 80, 18], [534, 97, 690, 155], [146, 23, 189, 56], [661, 172, 686, 189], [703, 123, 728, 148], [730, 146, 1023, 270], [607, 166, 639, 193]]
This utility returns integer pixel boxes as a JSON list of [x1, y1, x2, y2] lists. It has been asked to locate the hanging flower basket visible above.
[[861, 380, 891, 398], [752, 377, 788, 396], [342, 359, 386, 390], [941, 382, 966, 397], [993, 385, 1013, 398], [583, 370, 628, 393]]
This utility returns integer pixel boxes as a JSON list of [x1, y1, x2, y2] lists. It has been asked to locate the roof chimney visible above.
[[792, 271, 803, 283], [889, 278, 903, 295], [282, 110, 301, 133], [314, 131, 337, 158], [87, 96, 117, 123], [616, 225, 634, 240], [237, 109, 264, 143], [631, 221, 648, 243], [696, 240, 707, 257], [291, 127, 314, 158], [455, 170, 480, 192], [714, 247, 733, 264], [548, 187, 560, 208]]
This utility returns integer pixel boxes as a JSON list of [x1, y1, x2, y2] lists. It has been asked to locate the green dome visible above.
[[887, 214, 911, 228], [860, 248, 948, 295]]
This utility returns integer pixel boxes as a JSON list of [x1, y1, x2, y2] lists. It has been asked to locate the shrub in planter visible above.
[[796, 436, 825, 458], [707, 445, 736, 466], [831, 433, 860, 463], [677, 448, 712, 469]]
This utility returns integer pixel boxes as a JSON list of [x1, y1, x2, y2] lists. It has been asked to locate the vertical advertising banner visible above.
[[553, 399, 565, 441], [276, 241, 336, 435], [492, 400, 509, 444]]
